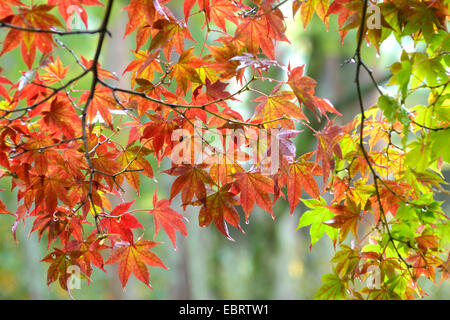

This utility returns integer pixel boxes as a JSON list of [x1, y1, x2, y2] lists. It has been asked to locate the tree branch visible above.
[[353, 0, 413, 279], [79, 0, 114, 233], [0, 21, 111, 36]]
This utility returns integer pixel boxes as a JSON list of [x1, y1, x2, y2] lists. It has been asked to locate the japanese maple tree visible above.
[[0, 0, 449, 300]]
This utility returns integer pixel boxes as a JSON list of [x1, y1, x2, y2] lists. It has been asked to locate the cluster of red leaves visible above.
[[0, 0, 339, 290]]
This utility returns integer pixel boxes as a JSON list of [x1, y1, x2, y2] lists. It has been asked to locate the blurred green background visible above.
[[0, 0, 448, 299]]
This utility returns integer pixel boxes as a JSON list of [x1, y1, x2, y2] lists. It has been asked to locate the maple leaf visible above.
[[191, 184, 243, 240], [0, 5, 64, 68], [102, 201, 143, 242], [170, 48, 204, 95], [47, 0, 103, 29], [79, 85, 119, 127], [253, 88, 307, 129], [30, 206, 70, 249], [123, 50, 162, 86], [115, 145, 154, 194], [148, 190, 188, 249], [80, 56, 119, 81], [229, 53, 283, 75], [234, 17, 275, 59], [331, 244, 360, 279], [259, 0, 290, 43], [91, 144, 121, 189], [123, 0, 175, 38], [204, 78, 230, 100], [0, 0, 22, 19], [326, 0, 359, 43], [206, 104, 246, 129], [332, 176, 349, 203], [123, 0, 158, 37], [266, 128, 302, 167], [209, 154, 244, 185], [287, 152, 321, 214], [77, 232, 108, 279], [40, 97, 82, 139], [40, 56, 69, 85], [297, 197, 338, 248], [314, 273, 347, 300], [314, 121, 343, 185], [183, 0, 197, 23], [41, 247, 83, 290], [233, 171, 274, 222], [437, 253, 450, 284], [0, 71, 12, 100], [0, 0, 447, 299], [207, 0, 240, 33], [149, 19, 195, 60], [163, 164, 215, 206], [141, 113, 181, 160], [15, 134, 58, 172], [60, 147, 88, 179], [0, 198, 12, 216], [296, 0, 330, 28], [28, 173, 71, 215], [208, 41, 242, 81], [59, 214, 85, 247], [406, 252, 441, 282], [370, 180, 408, 223], [324, 199, 361, 243], [288, 65, 341, 119], [416, 234, 439, 252], [67, 179, 111, 217], [105, 238, 167, 288]]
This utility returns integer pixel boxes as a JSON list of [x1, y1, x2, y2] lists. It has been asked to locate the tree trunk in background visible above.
[[273, 212, 304, 299], [20, 221, 49, 299], [181, 205, 212, 299], [169, 225, 192, 299]]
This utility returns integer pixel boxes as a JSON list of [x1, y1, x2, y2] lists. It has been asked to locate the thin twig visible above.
[[0, 21, 110, 36]]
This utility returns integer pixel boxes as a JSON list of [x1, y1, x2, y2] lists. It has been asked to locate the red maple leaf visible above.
[[233, 171, 274, 222], [287, 152, 321, 214], [102, 200, 143, 242], [314, 121, 343, 185], [40, 97, 82, 139], [288, 65, 341, 119], [148, 190, 188, 249], [0, 5, 64, 68], [253, 88, 307, 129], [41, 246, 83, 290], [79, 85, 120, 127], [105, 237, 166, 288], [191, 184, 243, 240], [0, 0, 23, 19], [207, 0, 240, 33], [163, 164, 216, 206], [324, 200, 361, 243], [234, 16, 275, 59], [47, 0, 103, 28]]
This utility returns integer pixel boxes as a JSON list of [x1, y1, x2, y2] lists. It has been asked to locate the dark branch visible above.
[[353, 0, 413, 279], [0, 21, 110, 36], [79, 0, 114, 233]]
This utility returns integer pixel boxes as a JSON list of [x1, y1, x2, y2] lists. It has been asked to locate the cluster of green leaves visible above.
[[295, 0, 449, 300]]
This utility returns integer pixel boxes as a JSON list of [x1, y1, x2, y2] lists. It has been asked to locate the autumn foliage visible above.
[[0, 0, 449, 299]]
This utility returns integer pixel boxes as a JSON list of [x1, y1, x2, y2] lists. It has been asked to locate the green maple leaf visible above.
[[297, 197, 338, 247], [314, 273, 347, 300]]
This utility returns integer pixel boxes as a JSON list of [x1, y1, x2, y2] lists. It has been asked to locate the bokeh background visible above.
[[0, 0, 448, 299]]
